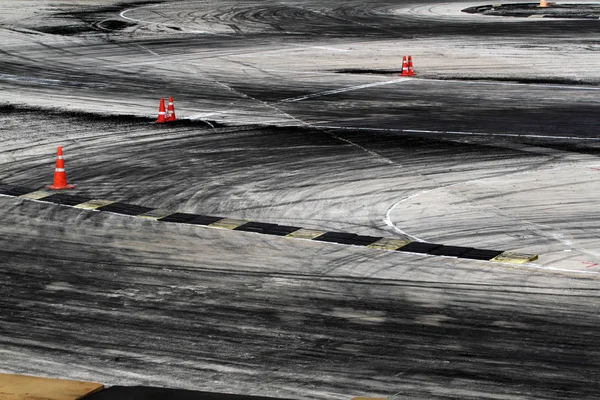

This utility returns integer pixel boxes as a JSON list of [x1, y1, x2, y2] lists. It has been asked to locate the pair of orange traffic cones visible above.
[[400, 55, 416, 77], [156, 97, 176, 123]]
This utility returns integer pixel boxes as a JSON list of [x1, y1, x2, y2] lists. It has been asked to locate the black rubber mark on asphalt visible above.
[[462, 3, 600, 18], [1, 103, 225, 128], [96, 202, 154, 216], [432, 76, 591, 86], [97, 20, 137, 31], [0, 184, 36, 197], [43, 193, 93, 206], [333, 69, 401, 75], [34, 26, 98, 36]]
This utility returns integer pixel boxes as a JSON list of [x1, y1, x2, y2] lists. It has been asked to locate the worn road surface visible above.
[[1, 1, 600, 399]]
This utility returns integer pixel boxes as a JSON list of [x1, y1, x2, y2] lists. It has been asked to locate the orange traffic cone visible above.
[[407, 55, 416, 76], [156, 98, 167, 123], [166, 96, 176, 122], [46, 146, 75, 190], [399, 56, 408, 76]]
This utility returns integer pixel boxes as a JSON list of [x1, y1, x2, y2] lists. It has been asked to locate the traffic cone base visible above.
[[47, 146, 75, 190], [46, 183, 75, 190]]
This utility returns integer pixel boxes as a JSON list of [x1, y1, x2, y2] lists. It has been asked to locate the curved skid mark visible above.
[[120, 5, 213, 34]]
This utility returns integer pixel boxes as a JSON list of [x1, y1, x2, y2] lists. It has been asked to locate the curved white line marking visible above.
[[384, 190, 428, 241]]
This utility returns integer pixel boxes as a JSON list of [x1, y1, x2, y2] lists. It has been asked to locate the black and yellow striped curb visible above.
[[0, 184, 539, 264]]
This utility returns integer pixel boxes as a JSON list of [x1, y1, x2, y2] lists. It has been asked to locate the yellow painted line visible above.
[[73, 199, 115, 210], [19, 190, 52, 200], [286, 228, 326, 240], [208, 218, 248, 230], [490, 251, 539, 264], [367, 237, 412, 250], [136, 209, 174, 220], [0, 373, 104, 400]]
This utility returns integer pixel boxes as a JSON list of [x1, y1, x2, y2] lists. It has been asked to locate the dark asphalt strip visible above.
[[82, 386, 294, 400]]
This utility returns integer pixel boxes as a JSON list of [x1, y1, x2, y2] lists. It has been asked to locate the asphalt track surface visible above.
[[1, 1, 600, 399]]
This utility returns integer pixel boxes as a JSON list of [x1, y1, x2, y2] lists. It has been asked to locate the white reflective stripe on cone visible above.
[[55, 168, 65, 172], [57, 156, 64, 159]]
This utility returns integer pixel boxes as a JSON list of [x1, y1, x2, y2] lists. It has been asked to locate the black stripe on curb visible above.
[[397, 241, 441, 254], [313, 231, 382, 246], [428, 245, 473, 257], [97, 202, 154, 216], [459, 248, 504, 260], [186, 215, 224, 226], [234, 221, 300, 236], [159, 212, 198, 223], [0, 184, 35, 197]]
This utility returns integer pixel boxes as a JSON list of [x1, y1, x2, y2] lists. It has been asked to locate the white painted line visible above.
[[512, 262, 600, 276], [314, 125, 600, 141], [287, 43, 351, 52], [384, 192, 426, 241], [259, 68, 351, 76], [279, 78, 412, 103], [136, 44, 161, 58]]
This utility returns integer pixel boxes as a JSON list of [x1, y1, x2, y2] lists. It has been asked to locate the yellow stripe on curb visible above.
[[0, 373, 104, 400], [367, 237, 412, 250], [490, 251, 539, 264], [136, 209, 174, 220], [208, 218, 248, 230], [19, 190, 52, 200], [73, 199, 115, 210], [286, 228, 326, 240]]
